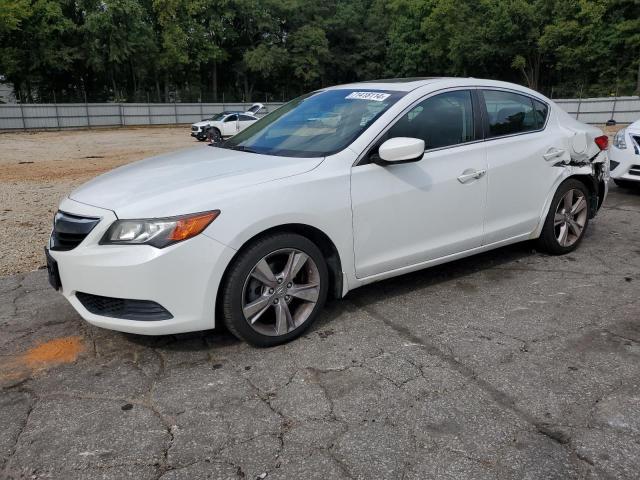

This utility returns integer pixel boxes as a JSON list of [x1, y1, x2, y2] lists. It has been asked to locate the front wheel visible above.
[[221, 233, 329, 347], [537, 179, 590, 255], [208, 128, 222, 144]]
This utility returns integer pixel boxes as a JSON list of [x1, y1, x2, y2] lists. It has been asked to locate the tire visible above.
[[221, 233, 329, 347], [537, 179, 590, 255], [209, 128, 222, 144], [196, 136, 206, 142]]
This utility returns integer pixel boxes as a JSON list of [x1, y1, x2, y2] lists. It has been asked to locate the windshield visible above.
[[221, 89, 405, 157]]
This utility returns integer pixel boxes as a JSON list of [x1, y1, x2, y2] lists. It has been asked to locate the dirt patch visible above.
[[0, 126, 200, 275]]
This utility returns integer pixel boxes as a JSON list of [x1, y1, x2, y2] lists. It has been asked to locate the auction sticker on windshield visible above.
[[345, 92, 391, 102]]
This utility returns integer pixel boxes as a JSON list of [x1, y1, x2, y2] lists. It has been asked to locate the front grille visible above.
[[629, 164, 640, 177], [50, 211, 100, 251], [76, 292, 173, 321], [632, 136, 640, 155]]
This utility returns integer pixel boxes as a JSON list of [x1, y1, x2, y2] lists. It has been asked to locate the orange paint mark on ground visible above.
[[22, 336, 85, 369], [0, 336, 85, 386]]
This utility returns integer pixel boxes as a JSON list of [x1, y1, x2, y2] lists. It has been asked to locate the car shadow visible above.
[[124, 240, 540, 351], [347, 241, 537, 305], [611, 183, 640, 197]]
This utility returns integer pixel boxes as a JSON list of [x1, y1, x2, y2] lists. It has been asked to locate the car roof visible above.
[[324, 77, 546, 99], [325, 77, 458, 92]]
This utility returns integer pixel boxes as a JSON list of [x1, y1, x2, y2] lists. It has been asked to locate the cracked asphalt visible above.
[[1, 183, 639, 480]]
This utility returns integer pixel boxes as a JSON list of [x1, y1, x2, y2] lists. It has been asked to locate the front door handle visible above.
[[543, 148, 565, 161], [457, 169, 486, 184]]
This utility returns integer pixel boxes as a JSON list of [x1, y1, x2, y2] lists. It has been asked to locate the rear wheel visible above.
[[537, 179, 590, 255], [221, 233, 329, 347]]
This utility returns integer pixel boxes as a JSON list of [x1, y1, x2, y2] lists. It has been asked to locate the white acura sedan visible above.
[[46, 78, 609, 346]]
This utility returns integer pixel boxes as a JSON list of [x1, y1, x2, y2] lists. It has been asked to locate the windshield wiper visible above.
[[222, 144, 258, 154]]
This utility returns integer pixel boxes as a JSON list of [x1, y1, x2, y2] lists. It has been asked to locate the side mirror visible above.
[[378, 137, 425, 164]]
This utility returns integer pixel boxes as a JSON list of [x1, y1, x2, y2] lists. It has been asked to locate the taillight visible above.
[[594, 135, 609, 150]]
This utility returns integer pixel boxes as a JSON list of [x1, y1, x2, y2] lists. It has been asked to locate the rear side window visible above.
[[533, 99, 549, 129], [482, 90, 540, 137], [239, 115, 255, 121], [386, 90, 475, 150]]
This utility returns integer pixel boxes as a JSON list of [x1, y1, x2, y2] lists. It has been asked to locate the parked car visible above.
[[609, 119, 640, 188], [191, 103, 264, 141], [46, 78, 608, 347]]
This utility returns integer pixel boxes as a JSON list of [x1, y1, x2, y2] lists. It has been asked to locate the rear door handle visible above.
[[543, 148, 565, 161], [457, 169, 486, 184]]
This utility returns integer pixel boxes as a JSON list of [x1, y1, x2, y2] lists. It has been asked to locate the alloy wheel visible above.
[[554, 188, 588, 247], [241, 248, 321, 337]]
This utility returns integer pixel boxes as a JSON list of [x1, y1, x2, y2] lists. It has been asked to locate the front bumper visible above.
[[191, 131, 205, 138], [48, 198, 236, 335], [609, 142, 640, 182]]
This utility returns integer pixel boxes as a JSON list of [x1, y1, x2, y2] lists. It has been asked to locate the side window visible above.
[[482, 90, 538, 137], [239, 114, 255, 121], [224, 114, 237, 123], [386, 90, 475, 150], [533, 99, 549, 129]]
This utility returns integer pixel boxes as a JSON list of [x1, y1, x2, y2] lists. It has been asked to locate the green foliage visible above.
[[0, 0, 638, 101], [289, 25, 330, 86], [0, 0, 30, 35]]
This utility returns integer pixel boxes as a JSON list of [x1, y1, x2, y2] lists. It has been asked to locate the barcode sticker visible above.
[[345, 92, 391, 102]]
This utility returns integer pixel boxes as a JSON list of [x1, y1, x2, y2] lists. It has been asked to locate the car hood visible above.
[[192, 120, 212, 127], [69, 147, 323, 218]]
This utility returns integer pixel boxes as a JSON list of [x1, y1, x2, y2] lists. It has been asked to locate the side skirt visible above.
[[345, 233, 531, 292]]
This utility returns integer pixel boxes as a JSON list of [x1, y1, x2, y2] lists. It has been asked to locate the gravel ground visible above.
[[0, 185, 638, 479], [0, 127, 200, 276]]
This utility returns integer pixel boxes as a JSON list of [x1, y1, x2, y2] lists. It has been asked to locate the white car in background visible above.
[[610, 120, 640, 188], [191, 103, 264, 142], [47, 78, 609, 347]]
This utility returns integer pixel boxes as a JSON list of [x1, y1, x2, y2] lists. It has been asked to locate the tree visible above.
[[1, 0, 638, 102], [288, 25, 330, 88], [0, 0, 78, 101], [83, 0, 156, 99], [0, 0, 30, 35]]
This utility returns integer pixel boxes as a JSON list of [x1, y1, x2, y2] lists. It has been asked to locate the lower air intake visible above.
[[76, 292, 173, 321]]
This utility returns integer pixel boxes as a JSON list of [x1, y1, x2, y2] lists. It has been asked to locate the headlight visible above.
[[613, 128, 627, 149], [101, 210, 220, 248]]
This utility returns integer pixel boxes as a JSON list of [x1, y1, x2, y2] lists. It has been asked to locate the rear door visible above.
[[479, 89, 564, 244], [238, 114, 256, 132]]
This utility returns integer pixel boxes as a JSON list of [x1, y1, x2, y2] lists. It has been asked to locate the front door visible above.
[[351, 89, 488, 278]]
